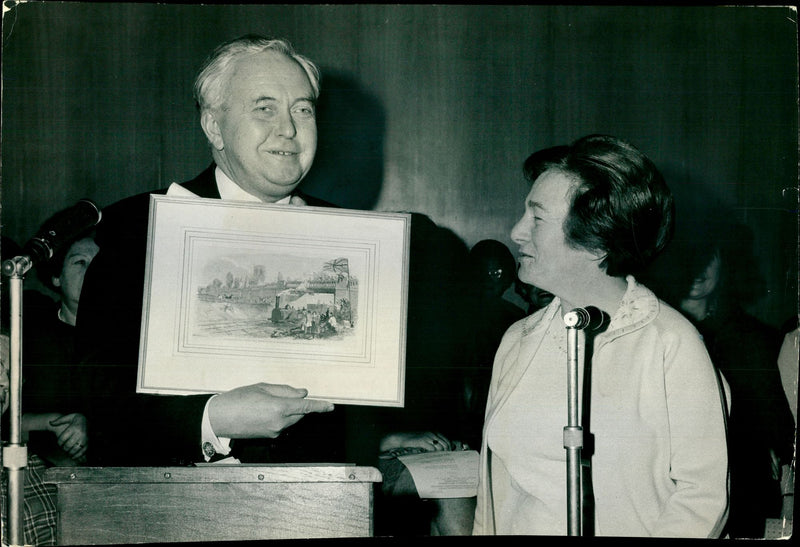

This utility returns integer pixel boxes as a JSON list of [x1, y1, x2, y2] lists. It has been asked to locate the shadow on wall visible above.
[[301, 69, 386, 211]]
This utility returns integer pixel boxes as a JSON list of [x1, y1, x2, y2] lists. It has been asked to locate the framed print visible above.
[[137, 195, 410, 407]]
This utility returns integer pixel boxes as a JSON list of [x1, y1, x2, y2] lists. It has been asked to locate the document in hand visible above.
[[397, 450, 479, 498]]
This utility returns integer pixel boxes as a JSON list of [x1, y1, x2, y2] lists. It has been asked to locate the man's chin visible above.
[[256, 180, 304, 202], [265, 167, 309, 188]]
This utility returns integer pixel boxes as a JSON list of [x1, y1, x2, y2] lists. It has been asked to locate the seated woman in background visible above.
[[642, 211, 794, 539], [1, 216, 98, 546], [473, 134, 729, 537], [21, 226, 99, 466]]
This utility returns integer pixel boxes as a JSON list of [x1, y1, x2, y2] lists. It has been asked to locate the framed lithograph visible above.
[[137, 195, 410, 407]]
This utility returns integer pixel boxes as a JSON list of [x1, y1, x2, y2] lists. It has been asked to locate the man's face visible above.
[[53, 237, 100, 314], [510, 170, 598, 296], [204, 50, 317, 202], [475, 256, 509, 299]]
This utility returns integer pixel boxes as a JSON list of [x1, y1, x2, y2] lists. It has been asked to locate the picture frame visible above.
[[137, 195, 410, 407]]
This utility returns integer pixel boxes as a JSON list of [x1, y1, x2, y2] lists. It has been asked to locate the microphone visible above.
[[563, 306, 610, 332], [5, 199, 102, 272]]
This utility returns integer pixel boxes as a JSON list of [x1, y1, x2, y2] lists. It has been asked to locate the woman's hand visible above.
[[49, 413, 88, 461], [380, 431, 455, 453]]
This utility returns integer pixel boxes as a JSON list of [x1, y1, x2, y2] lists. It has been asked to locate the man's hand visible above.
[[208, 383, 334, 439], [379, 431, 455, 453], [49, 413, 88, 460]]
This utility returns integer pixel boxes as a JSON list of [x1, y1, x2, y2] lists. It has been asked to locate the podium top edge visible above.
[[43, 465, 383, 484]]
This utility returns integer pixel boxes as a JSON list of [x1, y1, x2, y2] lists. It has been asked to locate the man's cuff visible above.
[[201, 395, 232, 461]]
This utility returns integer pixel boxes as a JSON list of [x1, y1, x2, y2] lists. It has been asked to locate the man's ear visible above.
[[688, 254, 721, 299], [200, 109, 225, 151], [51, 276, 62, 289]]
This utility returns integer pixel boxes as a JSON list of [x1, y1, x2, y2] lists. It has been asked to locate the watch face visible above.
[[202, 441, 216, 459]]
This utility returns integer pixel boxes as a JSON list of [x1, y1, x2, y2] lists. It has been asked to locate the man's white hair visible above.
[[193, 35, 320, 112]]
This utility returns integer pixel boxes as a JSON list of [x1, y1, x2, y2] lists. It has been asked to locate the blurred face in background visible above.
[[53, 237, 99, 319], [474, 256, 511, 299]]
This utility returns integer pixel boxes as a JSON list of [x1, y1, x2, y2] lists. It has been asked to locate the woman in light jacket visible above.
[[473, 135, 729, 538]]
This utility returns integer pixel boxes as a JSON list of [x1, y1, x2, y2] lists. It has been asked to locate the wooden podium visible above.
[[44, 464, 382, 544]]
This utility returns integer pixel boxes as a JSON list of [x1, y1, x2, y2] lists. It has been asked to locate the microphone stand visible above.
[[1, 256, 33, 547], [0, 199, 100, 546], [563, 317, 583, 537], [562, 306, 608, 536]]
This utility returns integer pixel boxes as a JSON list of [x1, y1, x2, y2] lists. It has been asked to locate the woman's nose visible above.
[[510, 217, 528, 244]]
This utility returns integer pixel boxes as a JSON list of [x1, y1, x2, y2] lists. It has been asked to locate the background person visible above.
[[643, 212, 795, 538], [473, 134, 729, 537], [515, 280, 555, 315], [774, 324, 797, 535], [1, 226, 100, 546], [21, 225, 99, 467], [457, 239, 526, 451], [364, 213, 474, 537]]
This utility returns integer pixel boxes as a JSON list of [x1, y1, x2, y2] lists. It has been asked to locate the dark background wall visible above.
[[1, 3, 797, 327]]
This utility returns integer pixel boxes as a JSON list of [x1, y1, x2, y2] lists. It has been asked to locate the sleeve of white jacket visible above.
[[473, 322, 524, 535], [653, 326, 729, 537]]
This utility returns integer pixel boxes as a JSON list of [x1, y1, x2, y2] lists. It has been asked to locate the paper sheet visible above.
[[397, 450, 479, 498]]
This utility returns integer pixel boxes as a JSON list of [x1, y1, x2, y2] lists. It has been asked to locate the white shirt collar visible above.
[[166, 167, 292, 205]]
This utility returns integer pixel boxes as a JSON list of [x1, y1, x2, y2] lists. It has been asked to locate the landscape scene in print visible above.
[[191, 252, 359, 343]]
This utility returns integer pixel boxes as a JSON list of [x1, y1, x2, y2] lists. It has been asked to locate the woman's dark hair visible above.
[[523, 134, 674, 276]]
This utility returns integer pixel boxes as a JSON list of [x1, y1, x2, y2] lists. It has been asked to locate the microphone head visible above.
[[564, 305, 610, 332], [22, 237, 54, 265], [22, 199, 102, 265]]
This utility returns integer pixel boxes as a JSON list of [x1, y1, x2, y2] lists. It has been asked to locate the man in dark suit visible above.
[[76, 35, 341, 466]]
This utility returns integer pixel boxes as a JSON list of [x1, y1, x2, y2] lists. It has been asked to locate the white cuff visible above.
[[201, 395, 232, 461]]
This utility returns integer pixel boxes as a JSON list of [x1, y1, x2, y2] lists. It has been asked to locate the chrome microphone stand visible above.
[[563, 309, 585, 537], [1, 256, 33, 547], [562, 306, 607, 537]]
